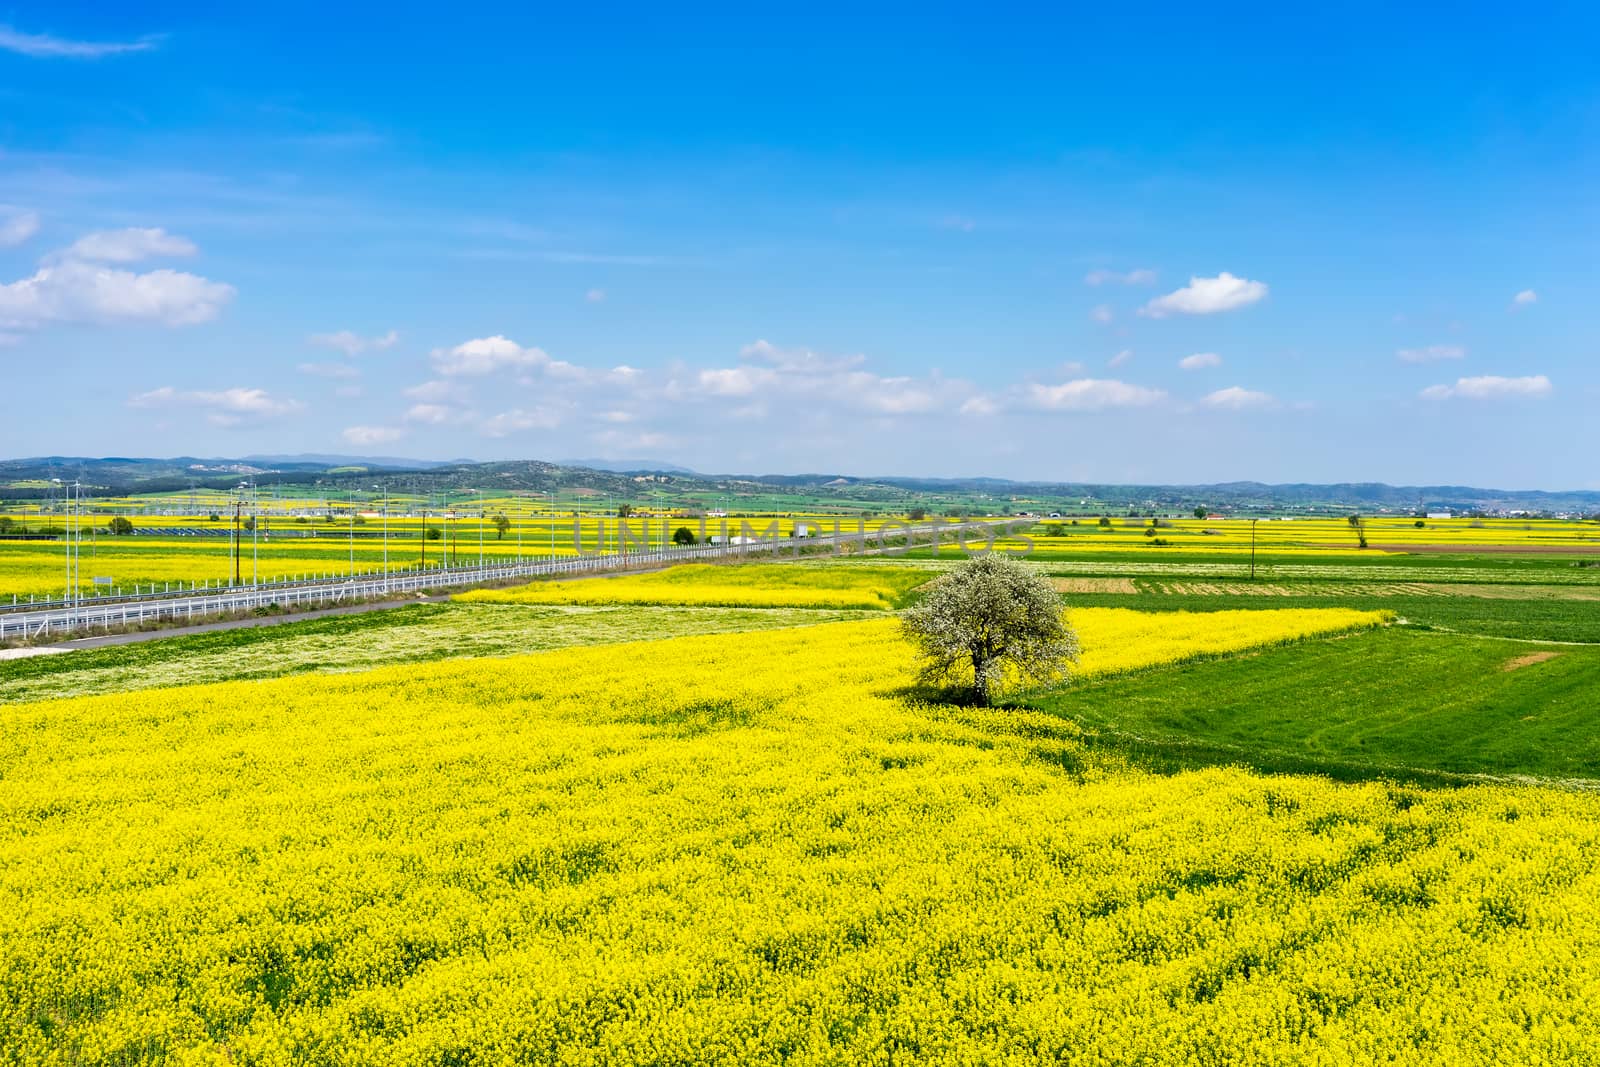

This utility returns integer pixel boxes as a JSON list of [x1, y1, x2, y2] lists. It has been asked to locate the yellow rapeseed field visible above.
[[9, 609, 1600, 1064]]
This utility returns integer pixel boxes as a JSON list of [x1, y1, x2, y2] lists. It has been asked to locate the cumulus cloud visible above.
[[128, 386, 302, 426], [1511, 289, 1538, 309], [1179, 352, 1222, 370], [59, 227, 195, 263], [1089, 304, 1114, 324], [1084, 268, 1157, 286], [0, 209, 39, 248], [431, 335, 551, 376], [381, 334, 1172, 443], [1025, 379, 1166, 411], [1397, 344, 1465, 363], [0, 228, 230, 330], [1140, 272, 1268, 318], [309, 328, 400, 357], [1420, 375, 1552, 400], [0, 23, 160, 58], [341, 425, 405, 446], [1, 260, 234, 328], [1201, 386, 1276, 411], [1108, 349, 1133, 368]]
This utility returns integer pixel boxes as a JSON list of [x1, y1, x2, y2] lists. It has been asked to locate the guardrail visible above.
[[0, 520, 1028, 641]]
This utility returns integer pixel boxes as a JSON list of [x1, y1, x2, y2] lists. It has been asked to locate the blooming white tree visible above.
[[900, 554, 1078, 706]]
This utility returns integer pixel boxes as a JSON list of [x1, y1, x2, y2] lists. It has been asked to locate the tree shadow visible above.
[[885, 681, 1483, 790], [1062, 727, 1485, 790]]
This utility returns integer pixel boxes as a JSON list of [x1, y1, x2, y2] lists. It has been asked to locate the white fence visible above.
[[0, 520, 1027, 641]]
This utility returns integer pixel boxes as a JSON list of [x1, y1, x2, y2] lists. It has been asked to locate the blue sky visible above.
[[2, 3, 1596, 487]]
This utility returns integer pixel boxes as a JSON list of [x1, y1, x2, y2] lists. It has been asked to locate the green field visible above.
[[1027, 627, 1600, 783]]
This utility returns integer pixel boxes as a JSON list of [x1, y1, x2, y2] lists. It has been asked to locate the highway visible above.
[[0, 519, 1029, 642]]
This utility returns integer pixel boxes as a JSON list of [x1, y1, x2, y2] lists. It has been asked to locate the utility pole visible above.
[[377, 485, 389, 590], [251, 481, 258, 586], [233, 498, 242, 587]]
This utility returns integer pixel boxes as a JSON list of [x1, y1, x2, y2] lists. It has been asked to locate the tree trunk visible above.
[[972, 650, 990, 706]]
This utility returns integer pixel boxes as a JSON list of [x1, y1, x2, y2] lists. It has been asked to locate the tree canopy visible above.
[[900, 554, 1078, 706]]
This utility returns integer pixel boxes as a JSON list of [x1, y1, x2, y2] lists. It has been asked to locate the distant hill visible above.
[[557, 458, 698, 475], [2, 455, 1597, 516]]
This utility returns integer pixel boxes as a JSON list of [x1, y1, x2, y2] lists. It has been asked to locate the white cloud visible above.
[[585, 288, 606, 303], [1140, 272, 1268, 318], [739, 339, 864, 373], [309, 328, 400, 357], [128, 386, 302, 426], [431, 335, 549, 376], [1511, 289, 1538, 309], [481, 407, 562, 437], [1179, 352, 1222, 370], [60, 227, 195, 263], [1025, 379, 1166, 411], [404, 379, 470, 403], [697, 365, 778, 397], [298, 361, 360, 379], [341, 425, 405, 446], [1108, 349, 1133, 368], [0, 23, 159, 58], [1085, 268, 1157, 286], [1, 260, 234, 328], [1420, 375, 1552, 401], [0, 209, 40, 248], [959, 395, 1000, 417], [1202, 386, 1276, 410], [404, 403, 471, 426], [1397, 344, 1465, 363], [1089, 304, 1114, 324]]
